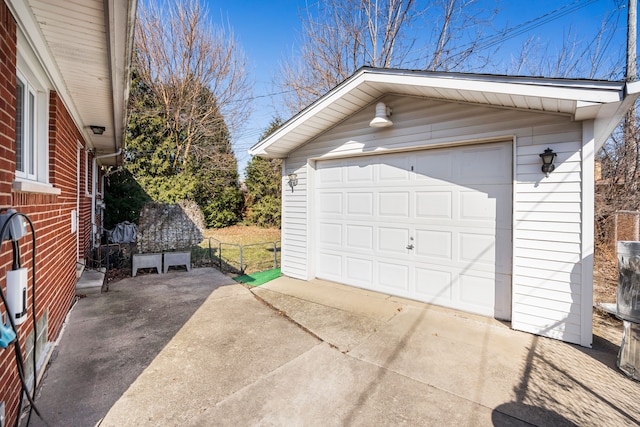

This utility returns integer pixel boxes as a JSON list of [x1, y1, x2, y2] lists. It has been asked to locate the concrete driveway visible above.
[[28, 268, 640, 426]]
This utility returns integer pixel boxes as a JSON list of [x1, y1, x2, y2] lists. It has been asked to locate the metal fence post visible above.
[[219, 242, 223, 271], [239, 245, 244, 274], [273, 242, 277, 269]]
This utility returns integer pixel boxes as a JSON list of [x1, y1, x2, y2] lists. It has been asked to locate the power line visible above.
[[440, 0, 604, 64]]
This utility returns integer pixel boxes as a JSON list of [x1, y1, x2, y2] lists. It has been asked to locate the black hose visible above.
[[0, 213, 45, 427]]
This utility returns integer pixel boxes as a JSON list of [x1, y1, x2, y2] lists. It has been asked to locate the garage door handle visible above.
[[406, 244, 414, 250]]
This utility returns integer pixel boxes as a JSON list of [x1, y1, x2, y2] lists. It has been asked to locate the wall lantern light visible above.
[[90, 125, 106, 135], [288, 173, 298, 193], [369, 102, 393, 128], [539, 147, 557, 178]]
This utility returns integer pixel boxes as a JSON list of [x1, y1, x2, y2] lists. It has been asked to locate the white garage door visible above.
[[315, 142, 512, 320]]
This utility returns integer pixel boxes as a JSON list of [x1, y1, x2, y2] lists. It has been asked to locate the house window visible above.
[[12, 24, 55, 194], [15, 72, 38, 180]]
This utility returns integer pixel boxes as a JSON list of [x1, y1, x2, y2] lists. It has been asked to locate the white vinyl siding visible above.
[[281, 159, 310, 280], [513, 130, 585, 345], [282, 94, 589, 346]]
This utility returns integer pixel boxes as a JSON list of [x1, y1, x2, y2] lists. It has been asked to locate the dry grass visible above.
[[593, 241, 623, 344], [202, 225, 281, 274], [593, 242, 618, 304], [204, 225, 281, 245]]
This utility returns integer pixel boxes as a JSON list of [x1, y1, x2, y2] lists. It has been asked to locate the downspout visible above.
[[92, 149, 122, 248], [76, 142, 82, 263]]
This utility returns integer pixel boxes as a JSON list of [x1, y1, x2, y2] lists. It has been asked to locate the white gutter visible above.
[[92, 149, 122, 248]]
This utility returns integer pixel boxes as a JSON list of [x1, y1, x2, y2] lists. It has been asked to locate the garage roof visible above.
[[8, 0, 136, 165], [250, 67, 640, 158]]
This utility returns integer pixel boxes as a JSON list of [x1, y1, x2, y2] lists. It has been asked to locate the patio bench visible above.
[[163, 251, 191, 273], [132, 253, 163, 277]]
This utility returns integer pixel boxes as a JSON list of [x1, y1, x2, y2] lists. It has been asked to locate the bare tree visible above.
[[422, 0, 497, 72], [277, 0, 497, 114], [134, 0, 251, 169]]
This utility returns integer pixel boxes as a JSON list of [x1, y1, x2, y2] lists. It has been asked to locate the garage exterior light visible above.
[[539, 148, 557, 178], [369, 102, 393, 128], [287, 173, 298, 192]]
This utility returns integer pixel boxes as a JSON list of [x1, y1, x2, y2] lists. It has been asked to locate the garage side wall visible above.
[[283, 95, 587, 346]]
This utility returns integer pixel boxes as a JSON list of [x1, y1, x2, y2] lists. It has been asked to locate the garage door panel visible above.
[[346, 158, 374, 182], [378, 156, 411, 182], [378, 261, 409, 291], [316, 141, 512, 320], [415, 191, 452, 219], [347, 192, 374, 215], [414, 151, 453, 182], [318, 222, 342, 246], [346, 256, 373, 286], [318, 192, 343, 214], [378, 227, 410, 254], [415, 267, 453, 301], [459, 190, 497, 221], [378, 192, 410, 217], [459, 145, 511, 183], [415, 229, 452, 260], [317, 161, 344, 185], [459, 232, 496, 265], [459, 273, 496, 316], [345, 224, 373, 250], [317, 252, 342, 281]]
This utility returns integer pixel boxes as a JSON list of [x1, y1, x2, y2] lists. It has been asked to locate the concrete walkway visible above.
[[29, 270, 640, 426]]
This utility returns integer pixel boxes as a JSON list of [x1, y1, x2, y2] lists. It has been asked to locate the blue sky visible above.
[[203, 0, 628, 173]]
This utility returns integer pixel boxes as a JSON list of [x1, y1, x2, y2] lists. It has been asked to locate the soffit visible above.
[[14, 0, 136, 165]]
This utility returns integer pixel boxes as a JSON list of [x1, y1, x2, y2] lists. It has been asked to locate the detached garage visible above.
[[250, 67, 640, 347]]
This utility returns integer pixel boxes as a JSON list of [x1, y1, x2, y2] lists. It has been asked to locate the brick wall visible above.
[[0, 3, 92, 425], [0, 2, 20, 423]]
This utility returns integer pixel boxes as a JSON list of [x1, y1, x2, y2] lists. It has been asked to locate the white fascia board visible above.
[[363, 71, 624, 104], [593, 81, 640, 149], [249, 69, 371, 157]]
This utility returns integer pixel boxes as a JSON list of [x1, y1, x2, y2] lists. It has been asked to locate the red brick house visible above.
[[0, 1, 136, 424]]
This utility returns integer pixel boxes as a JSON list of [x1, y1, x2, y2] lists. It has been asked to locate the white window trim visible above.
[[13, 28, 52, 191]]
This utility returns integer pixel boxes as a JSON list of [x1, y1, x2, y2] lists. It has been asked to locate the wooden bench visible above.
[[163, 251, 191, 273], [132, 253, 163, 277]]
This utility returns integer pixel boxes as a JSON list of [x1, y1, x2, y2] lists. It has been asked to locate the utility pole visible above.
[[626, 0, 638, 184], [628, 0, 637, 82]]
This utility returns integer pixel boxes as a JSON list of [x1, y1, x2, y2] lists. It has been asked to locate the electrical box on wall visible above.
[[71, 209, 77, 233], [6, 268, 28, 326], [0, 209, 26, 241]]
